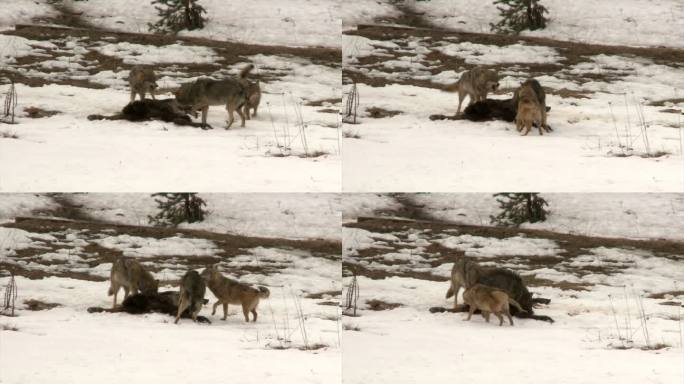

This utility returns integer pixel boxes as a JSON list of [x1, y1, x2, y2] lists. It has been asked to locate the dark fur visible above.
[[87, 291, 211, 323], [463, 98, 517, 122], [87, 99, 206, 128]]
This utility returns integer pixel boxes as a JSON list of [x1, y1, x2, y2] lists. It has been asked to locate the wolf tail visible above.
[[257, 286, 270, 299], [445, 283, 454, 299], [239, 63, 255, 79], [508, 298, 526, 313]]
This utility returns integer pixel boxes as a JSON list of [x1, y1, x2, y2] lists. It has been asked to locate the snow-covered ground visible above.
[[342, 0, 684, 49], [342, 193, 684, 241], [0, 30, 341, 192], [0, 0, 339, 48], [0, 205, 342, 384], [0, 193, 341, 241], [72, 0, 340, 48], [342, 203, 684, 384], [342, 28, 684, 192]]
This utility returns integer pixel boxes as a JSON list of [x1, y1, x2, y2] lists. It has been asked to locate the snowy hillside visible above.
[[342, 25, 684, 192], [0, 193, 342, 241], [343, 0, 684, 49], [342, 215, 684, 384], [0, 215, 342, 384], [342, 193, 684, 241]]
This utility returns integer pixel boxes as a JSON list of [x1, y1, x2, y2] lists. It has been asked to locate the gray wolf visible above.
[[175, 270, 207, 324], [242, 80, 261, 120], [200, 264, 270, 322], [174, 64, 254, 129], [109, 258, 159, 309], [463, 284, 525, 326], [450, 67, 500, 115], [445, 256, 481, 309], [128, 66, 158, 102], [513, 79, 550, 135]]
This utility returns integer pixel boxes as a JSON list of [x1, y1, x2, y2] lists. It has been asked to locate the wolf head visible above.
[[257, 286, 270, 299]]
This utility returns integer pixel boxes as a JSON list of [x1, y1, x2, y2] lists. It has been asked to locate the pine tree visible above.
[[489, 193, 549, 227], [490, 0, 548, 35], [148, 0, 207, 34], [148, 193, 207, 227]]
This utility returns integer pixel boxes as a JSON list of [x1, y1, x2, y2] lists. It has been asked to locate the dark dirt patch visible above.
[[317, 301, 340, 306], [648, 98, 684, 107], [1, 325, 19, 331], [24, 299, 62, 311], [550, 88, 593, 99], [0, 131, 19, 139], [24, 106, 61, 118], [366, 299, 402, 311], [659, 108, 683, 115], [317, 108, 340, 114], [648, 290, 684, 299], [658, 301, 684, 307], [366, 107, 402, 118], [344, 25, 684, 91], [33, 0, 95, 29], [373, 193, 437, 221], [342, 130, 361, 139], [305, 290, 341, 299], [373, 0, 435, 29], [305, 98, 342, 107]]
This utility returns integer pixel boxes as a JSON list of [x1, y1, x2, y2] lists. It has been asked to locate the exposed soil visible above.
[[343, 217, 684, 291], [1, 217, 341, 282]]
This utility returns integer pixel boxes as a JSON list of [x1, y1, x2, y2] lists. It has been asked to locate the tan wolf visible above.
[[450, 67, 500, 115], [174, 64, 254, 129], [200, 264, 270, 322], [108, 258, 159, 309], [128, 66, 158, 102], [462, 284, 526, 326], [514, 79, 548, 135], [175, 270, 207, 324]]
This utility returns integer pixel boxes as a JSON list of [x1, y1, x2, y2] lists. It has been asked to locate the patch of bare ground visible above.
[[366, 107, 402, 118], [305, 290, 340, 299], [366, 299, 402, 311], [0, 131, 19, 139], [659, 108, 683, 115], [372, 0, 435, 29], [24, 106, 61, 118], [647, 290, 684, 299], [648, 98, 684, 107], [305, 98, 341, 107], [24, 299, 61, 311], [316, 301, 339, 306]]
